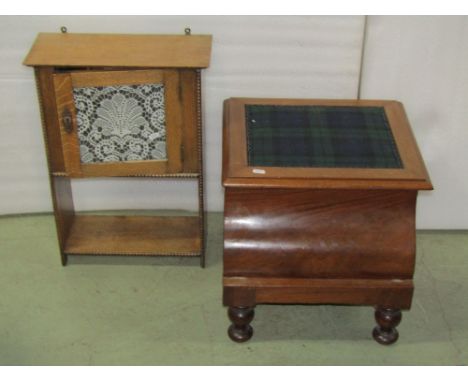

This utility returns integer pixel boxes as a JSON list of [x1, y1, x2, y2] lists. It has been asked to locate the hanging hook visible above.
[[184, 27, 191, 36], [60, 26, 68, 34]]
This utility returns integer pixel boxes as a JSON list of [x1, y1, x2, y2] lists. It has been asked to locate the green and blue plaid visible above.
[[246, 105, 403, 169]]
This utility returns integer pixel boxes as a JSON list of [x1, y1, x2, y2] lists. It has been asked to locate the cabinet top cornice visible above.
[[24, 33, 212, 68]]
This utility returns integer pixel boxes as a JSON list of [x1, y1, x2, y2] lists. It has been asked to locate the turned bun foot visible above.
[[372, 307, 402, 345], [227, 306, 255, 343]]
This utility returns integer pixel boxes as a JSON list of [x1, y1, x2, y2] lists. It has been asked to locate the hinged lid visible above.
[[23, 33, 212, 68], [222, 98, 433, 190]]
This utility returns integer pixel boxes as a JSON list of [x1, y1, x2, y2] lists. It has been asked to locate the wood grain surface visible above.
[[224, 188, 417, 279], [24, 33, 212, 68], [53, 73, 82, 176], [223, 277, 413, 308], [65, 215, 201, 255]]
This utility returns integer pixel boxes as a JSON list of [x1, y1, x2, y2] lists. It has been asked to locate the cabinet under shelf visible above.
[[64, 215, 201, 256]]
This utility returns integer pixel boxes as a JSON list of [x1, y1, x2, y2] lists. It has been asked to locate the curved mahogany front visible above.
[[223, 188, 417, 279]]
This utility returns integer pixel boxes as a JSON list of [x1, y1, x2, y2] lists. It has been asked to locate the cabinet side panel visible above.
[[34, 67, 65, 172], [34, 68, 75, 264], [180, 69, 199, 173], [52, 176, 75, 253], [195, 69, 206, 267]]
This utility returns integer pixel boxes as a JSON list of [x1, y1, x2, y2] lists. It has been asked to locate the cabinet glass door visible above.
[[53, 69, 183, 177]]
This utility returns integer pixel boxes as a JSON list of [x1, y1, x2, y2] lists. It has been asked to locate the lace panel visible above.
[[73, 83, 167, 163]]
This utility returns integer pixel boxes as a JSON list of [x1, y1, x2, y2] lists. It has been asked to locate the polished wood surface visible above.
[[227, 306, 255, 343], [223, 177, 432, 190], [24, 33, 212, 68], [65, 215, 201, 256], [222, 97, 431, 344], [223, 277, 413, 308], [372, 307, 402, 345], [222, 98, 432, 190], [224, 188, 417, 279], [223, 186, 418, 343]]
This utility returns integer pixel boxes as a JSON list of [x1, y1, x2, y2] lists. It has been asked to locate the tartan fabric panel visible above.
[[246, 105, 403, 168]]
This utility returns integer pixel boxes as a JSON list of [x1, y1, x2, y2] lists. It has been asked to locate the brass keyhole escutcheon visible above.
[[62, 108, 73, 134]]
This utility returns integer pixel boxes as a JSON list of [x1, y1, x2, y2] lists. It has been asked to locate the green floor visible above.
[[0, 212, 467, 365]]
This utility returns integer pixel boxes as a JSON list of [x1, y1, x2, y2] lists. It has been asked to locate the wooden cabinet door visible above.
[[53, 69, 185, 177]]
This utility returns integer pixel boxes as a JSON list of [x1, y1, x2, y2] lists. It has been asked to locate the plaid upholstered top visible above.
[[246, 105, 403, 168]]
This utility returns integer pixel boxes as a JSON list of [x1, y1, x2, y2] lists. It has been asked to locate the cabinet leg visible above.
[[372, 307, 402, 345], [227, 306, 255, 343]]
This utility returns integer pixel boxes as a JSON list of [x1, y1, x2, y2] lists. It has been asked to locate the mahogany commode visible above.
[[222, 98, 432, 344]]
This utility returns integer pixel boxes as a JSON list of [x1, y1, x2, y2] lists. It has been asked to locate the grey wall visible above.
[[361, 16, 468, 228], [1, 15, 466, 229]]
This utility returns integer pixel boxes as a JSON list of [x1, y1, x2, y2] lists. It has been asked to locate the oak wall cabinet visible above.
[[24, 32, 212, 266]]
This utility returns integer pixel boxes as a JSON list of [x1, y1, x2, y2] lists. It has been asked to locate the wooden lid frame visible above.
[[223, 98, 432, 190]]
